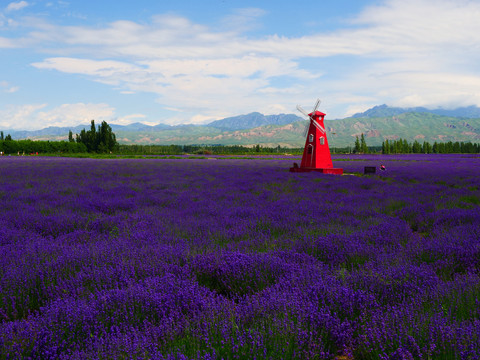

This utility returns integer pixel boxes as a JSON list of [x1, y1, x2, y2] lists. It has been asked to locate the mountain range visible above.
[[351, 104, 480, 119], [3, 105, 480, 148]]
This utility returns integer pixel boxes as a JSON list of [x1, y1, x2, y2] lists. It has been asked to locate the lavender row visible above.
[[1, 155, 479, 359]]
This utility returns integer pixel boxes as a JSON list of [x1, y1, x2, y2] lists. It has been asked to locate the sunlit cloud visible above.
[[0, 81, 19, 93], [0, 103, 116, 130], [115, 114, 154, 126], [220, 7, 266, 33], [36, 103, 115, 128], [32, 55, 315, 120], [5, 1, 28, 12], [0, 104, 47, 129]]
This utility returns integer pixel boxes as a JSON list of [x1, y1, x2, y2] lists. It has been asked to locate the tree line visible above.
[[73, 120, 118, 153], [381, 138, 480, 154], [116, 144, 306, 155], [0, 120, 117, 155], [0, 130, 87, 154], [0, 139, 87, 155], [354, 134, 369, 154], [2, 125, 479, 155], [352, 133, 480, 154]]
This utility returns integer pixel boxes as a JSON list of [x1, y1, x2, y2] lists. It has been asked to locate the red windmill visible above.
[[290, 99, 343, 175]]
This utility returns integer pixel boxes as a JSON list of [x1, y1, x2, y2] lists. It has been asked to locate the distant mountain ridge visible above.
[[352, 104, 480, 119], [3, 106, 480, 147], [206, 112, 302, 131]]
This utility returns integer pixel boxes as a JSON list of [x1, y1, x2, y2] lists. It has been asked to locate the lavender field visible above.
[[1, 154, 479, 359]]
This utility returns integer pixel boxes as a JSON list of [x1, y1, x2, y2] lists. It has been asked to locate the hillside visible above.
[[329, 114, 480, 147], [4, 107, 480, 148], [351, 104, 480, 119], [207, 113, 302, 131]]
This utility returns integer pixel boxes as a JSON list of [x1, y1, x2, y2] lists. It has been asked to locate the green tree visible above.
[[3, 135, 16, 154], [438, 142, 444, 153], [382, 139, 391, 154], [76, 120, 117, 153], [412, 140, 422, 153], [97, 120, 117, 153], [354, 136, 361, 153], [453, 141, 461, 153], [360, 133, 368, 153], [422, 141, 432, 154], [68, 130, 74, 142], [445, 141, 453, 153], [76, 122, 95, 152]]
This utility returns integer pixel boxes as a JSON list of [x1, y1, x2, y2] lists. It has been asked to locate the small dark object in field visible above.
[[364, 166, 376, 174]]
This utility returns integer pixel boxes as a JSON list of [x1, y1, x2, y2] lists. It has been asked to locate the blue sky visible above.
[[1, 0, 480, 130]]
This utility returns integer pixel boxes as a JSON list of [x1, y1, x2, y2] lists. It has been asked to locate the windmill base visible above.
[[290, 167, 343, 175]]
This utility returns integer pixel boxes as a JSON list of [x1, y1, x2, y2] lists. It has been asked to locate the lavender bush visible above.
[[0, 154, 479, 359]]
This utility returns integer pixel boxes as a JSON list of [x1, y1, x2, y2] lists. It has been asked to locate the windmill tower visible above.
[[290, 99, 343, 175]]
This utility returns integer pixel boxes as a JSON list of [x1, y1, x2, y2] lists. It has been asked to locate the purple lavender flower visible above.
[[1, 154, 479, 358]]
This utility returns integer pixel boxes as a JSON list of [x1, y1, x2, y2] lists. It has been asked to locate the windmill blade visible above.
[[312, 120, 325, 134], [297, 101, 324, 136], [312, 98, 321, 113], [296, 104, 310, 118], [297, 104, 312, 137], [303, 122, 310, 137], [311, 119, 326, 134]]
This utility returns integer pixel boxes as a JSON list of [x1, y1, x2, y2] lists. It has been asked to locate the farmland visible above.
[[1, 154, 479, 359]]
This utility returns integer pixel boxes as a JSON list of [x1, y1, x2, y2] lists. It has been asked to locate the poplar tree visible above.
[[76, 120, 117, 153], [360, 133, 368, 153], [384, 139, 391, 154], [354, 136, 361, 153]]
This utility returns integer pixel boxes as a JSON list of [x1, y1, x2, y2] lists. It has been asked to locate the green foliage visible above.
[[354, 134, 371, 153], [354, 136, 361, 153], [75, 120, 118, 153], [361, 133, 368, 153], [116, 144, 307, 155], [381, 138, 480, 154], [0, 139, 87, 155]]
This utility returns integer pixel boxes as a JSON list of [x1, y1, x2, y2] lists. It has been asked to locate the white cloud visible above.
[[32, 57, 146, 87], [0, 81, 19, 93], [115, 114, 153, 125], [0, 36, 18, 48], [0, 103, 115, 130], [36, 103, 115, 128], [0, 104, 47, 129], [31, 56, 315, 119], [220, 7, 266, 33], [188, 114, 218, 125], [24, 2, 477, 62], [5, 1, 28, 12], [388, 72, 480, 109]]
